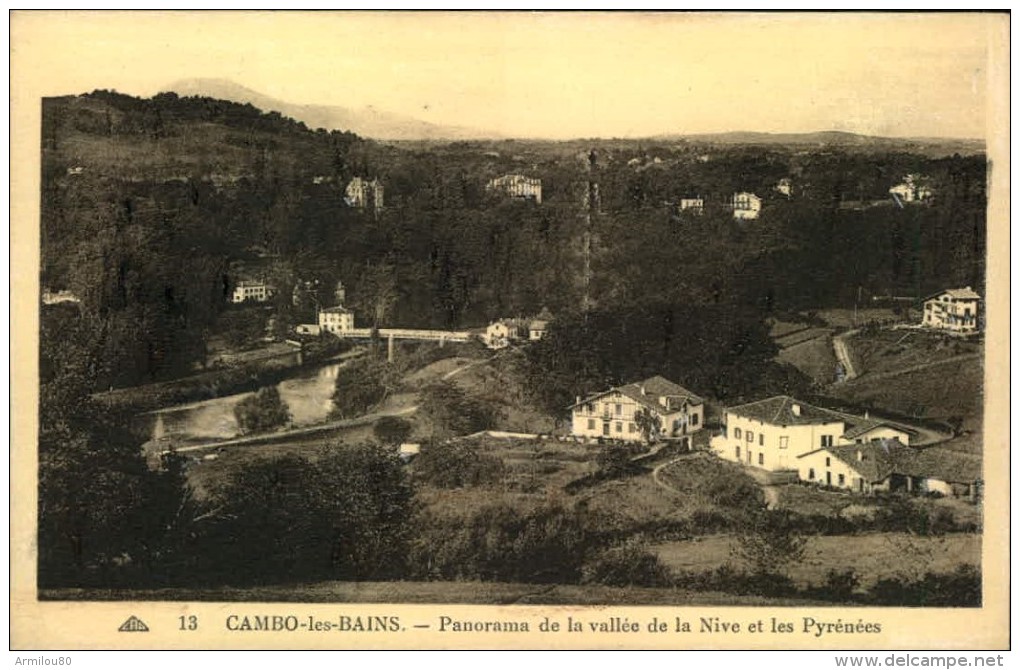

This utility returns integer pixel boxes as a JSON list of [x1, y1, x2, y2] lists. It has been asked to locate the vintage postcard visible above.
[[10, 11, 1010, 651]]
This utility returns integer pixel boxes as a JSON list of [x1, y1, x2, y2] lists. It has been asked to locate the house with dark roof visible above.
[[797, 439, 981, 499], [569, 375, 704, 444], [710, 395, 913, 472], [922, 287, 980, 333]]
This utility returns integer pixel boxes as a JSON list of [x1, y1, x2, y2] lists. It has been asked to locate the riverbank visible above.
[[93, 338, 360, 415]]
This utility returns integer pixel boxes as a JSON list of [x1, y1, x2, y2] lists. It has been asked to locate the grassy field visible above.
[[40, 581, 818, 606], [652, 532, 981, 589], [848, 329, 982, 377], [777, 335, 837, 385]]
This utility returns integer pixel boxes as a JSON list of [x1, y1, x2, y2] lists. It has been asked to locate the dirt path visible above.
[[832, 330, 859, 381]]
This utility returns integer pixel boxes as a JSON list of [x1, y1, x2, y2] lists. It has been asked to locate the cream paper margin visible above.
[[9, 10, 1011, 651]]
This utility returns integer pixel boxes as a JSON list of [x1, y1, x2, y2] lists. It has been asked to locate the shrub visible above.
[[373, 415, 413, 447], [233, 386, 291, 434], [732, 509, 809, 577], [419, 380, 504, 438], [414, 441, 506, 489], [581, 540, 673, 588]]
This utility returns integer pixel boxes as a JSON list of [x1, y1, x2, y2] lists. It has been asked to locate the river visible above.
[[140, 360, 344, 443]]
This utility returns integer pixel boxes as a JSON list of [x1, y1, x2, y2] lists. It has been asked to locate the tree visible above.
[[195, 443, 414, 584], [419, 380, 503, 438], [373, 416, 413, 447], [331, 357, 394, 419], [732, 510, 808, 578], [414, 441, 506, 489], [633, 407, 662, 444], [233, 386, 291, 435]]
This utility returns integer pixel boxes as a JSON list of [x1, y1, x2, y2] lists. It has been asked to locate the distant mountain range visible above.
[[654, 130, 984, 154], [161, 79, 984, 153], [163, 78, 504, 141]]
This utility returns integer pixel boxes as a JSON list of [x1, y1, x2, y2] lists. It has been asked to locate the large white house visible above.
[[231, 280, 274, 304], [711, 395, 913, 472], [731, 192, 762, 220], [487, 174, 542, 203], [345, 177, 385, 211], [318, 305, 355, 335], [569, 375, 704, 443], [922, 287, 980, 333], [889, 174, 934, 203]]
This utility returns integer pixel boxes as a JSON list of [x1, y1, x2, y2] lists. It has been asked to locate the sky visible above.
[[11, 11, 1007, 140]]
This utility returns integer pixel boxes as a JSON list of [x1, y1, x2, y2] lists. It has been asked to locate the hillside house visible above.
[[711, 396, 913, 472], [889, 174, 934, 204], [569, 376, 704, 444], [529, 320, 549, 341], [678, 197, 705, 215], [731, 192, 762, 220], [231, 280, 274, 304], [776, 178, 793, 197], [797, 439, 980, 499], [487, 174, 542, 204], [484, 319, 526, 349], [345, 177, 385, 211], [922, 287, 980, 333], [318, 305, 355, 335]]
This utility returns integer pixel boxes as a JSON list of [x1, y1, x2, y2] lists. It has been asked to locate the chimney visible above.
[[641, 386, 647, 396], [791, 403, 801, 417], [856, 449, 863, 462], [575, 396, 581, 405], [864, 410, 869, 419]]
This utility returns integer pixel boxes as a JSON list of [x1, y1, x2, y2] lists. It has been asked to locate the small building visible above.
[[295, 324, 322, 336], [231, 280, 274, 304], [678, 197, 705, 216], [731, 192, 762, 220], [711, 396, 913, 472], [345, 177, 385, 211], [922, 287, 980, 333], [889, 174, 934, 204], [487, 174, 542, 204], [318, 306, 355, 335], [797, 440, 981, 499], [569, 375, 705, 443], [484, 319, 526, 349], [776, 178, 793, 197], [528, 320, 549, 341], [41, 289, 81, 306]]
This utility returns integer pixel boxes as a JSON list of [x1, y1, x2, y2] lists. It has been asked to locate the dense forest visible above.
[[37, 90, 987, 598], [42, 90, 986, 390]]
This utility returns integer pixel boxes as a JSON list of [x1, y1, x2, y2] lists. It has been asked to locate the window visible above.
[[779, 436, 788, 449], [825, 457, 831, 467], [838, 474, 845, 486], [586, 403, 594, 413], [691, 413, 699, 426], [587, 419, 595, 430], [735, 446, 740, 459], [628, 423, 636, 433], [615, 422, 622, 433], [734, 427, 742, 439], [759, 434, 764, 446], [821, 435, 833, 448], [746, 431, 754, 443], [758, 453, 764, 466], [808, 468, 815, 479], [615, 404, 622, 417]]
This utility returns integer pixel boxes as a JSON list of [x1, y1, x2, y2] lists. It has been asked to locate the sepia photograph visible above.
[[10, 10, 1010, 651]]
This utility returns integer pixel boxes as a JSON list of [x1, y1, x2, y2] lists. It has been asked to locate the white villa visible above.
[[711, 395, 913, 472], [731, 192, 762, 220], [345, 177, 385, 211], [569, 375, 704, 444], [484, 319, 525, 349], [922, 287, 980, 333], [889, 174, 934, 203], [678, 197, 705, 215], [230, 280, 274, 304], [318, 305, 355, 335], [487, 174, 542, 204]]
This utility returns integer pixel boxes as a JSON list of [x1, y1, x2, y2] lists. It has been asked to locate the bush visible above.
[[869, 564, 981, 607], [582, 540, 673, 587], [373, 416, 413, 446], [409, 502, 609, 584], [732, 510, 809, 577], [331, 356, 395, 419], [233, 386, 291, 434], [419, 380, 504, 438], [414, 441, 506, 489]]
